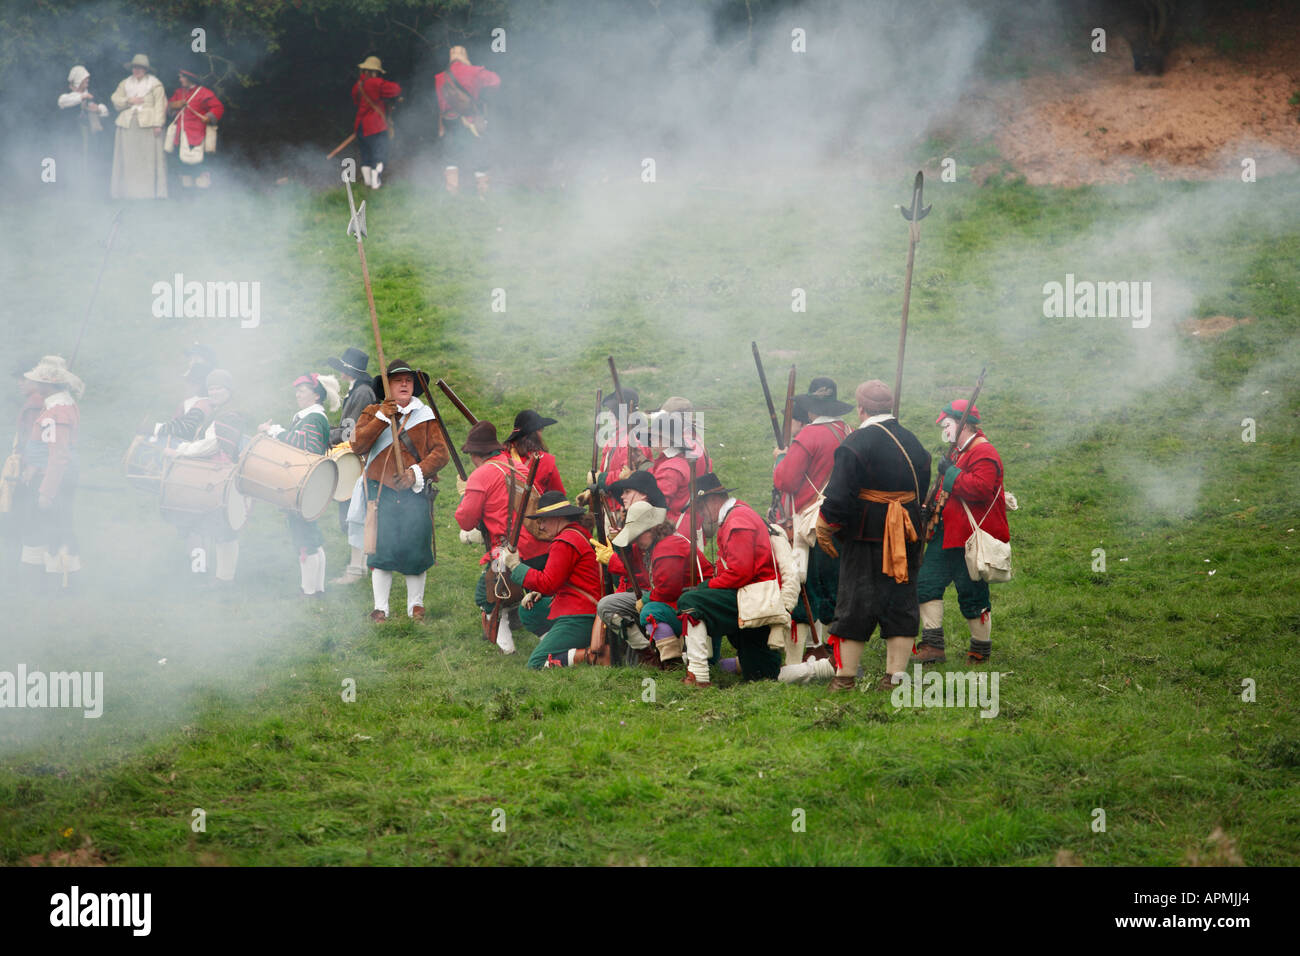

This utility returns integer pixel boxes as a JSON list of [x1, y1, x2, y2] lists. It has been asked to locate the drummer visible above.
[[350, 360, 450, 623], [325, 347, 376, 586], [170, 369, 247, 585], [258, 372, 340, 597]]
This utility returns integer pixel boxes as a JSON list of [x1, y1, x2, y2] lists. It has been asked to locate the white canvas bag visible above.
[[960, 489, 1012, 583]]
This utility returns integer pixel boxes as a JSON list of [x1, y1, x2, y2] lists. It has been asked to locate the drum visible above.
[[123, 435, 166, 493], [236, 434, 338, 521], [159, 456, 248, 531], [328, 443, 363, 503]]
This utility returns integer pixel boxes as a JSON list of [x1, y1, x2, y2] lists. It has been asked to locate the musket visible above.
[[590, 389, 615, 596], [69, 209, 123, 368], [487, 452, 541, 646], [435, 378, 478, 426], [343, 169, 403, 483], [326, 133, 356, 159], [892, 170, 932, 419], [777, 364, 796, 520], [687, 455, 700, 587], [607, 356, 633, 469], [752, 342, 784, 447], [921, 366, 987, 541], [426, 385, 491, 551]]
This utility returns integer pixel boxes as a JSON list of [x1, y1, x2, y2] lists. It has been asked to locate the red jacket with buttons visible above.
[[522, 524, 601, 618], [939, 433, 1009, 548]]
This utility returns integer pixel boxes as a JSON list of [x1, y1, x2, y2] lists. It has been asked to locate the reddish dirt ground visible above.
[[987, 29, 1300, 186]]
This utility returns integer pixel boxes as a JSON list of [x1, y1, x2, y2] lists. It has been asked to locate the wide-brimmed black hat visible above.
[[462, 421, 505, 456], [804, 377, 854, 416], [694, 472, 735, 499], [604, 470, 667, 509], [374, 359, 428, 400], [505, 409, 558, 444], [525, 490, 586, 520], [326, 347, 369, 379], [601, 387, 639, 410]]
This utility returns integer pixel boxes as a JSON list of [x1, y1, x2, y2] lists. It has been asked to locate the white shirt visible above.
[[859, 413, 895, 428], [122, 74, 157, 112]]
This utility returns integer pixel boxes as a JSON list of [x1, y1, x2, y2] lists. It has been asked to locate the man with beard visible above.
[[813, 380, 930, 692], [914, 398, 1008, 665]]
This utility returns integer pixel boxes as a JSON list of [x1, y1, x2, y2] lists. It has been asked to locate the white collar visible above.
[[660, 447, 681, 459], [44, 391, 75, 408], [812, 415, 839, 425], [859, 413, 894, 428], [396, 395, 425, 416], [718, 497, 738, 521], [293, 403, 325, 421]]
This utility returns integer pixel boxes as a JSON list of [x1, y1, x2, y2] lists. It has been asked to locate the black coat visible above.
[[331, 378, 377, 445], [820, 418, 932, 543]]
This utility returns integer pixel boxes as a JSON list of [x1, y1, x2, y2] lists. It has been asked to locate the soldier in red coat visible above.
[[15, 357, 83, 592], [454, 421, 528, 654], [915, 399, 1009, 664], [352, 55, 401, 189], [501, 492, 602, 669], [435, 46, 500, 196], [676, 473, 784, 686], [167, 69, 222, 192], [772, 379, 853, 663]]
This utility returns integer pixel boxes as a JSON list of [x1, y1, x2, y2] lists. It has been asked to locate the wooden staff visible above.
[[326, 133, 356, 159]]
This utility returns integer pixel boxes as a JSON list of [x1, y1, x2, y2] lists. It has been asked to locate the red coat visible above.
[[522, 524, 601, 618], [352, 76, 401, 136], [648, 532, 714, 606], [710, 500, 777, 591], [28, 400, 79, 500], [167, 85, 223, 149], [435, 62, 500, 117], [508, 448, 565, 496], [455, 453, 513, 546], [939, 433, 1009, 548], [650, 453, 692, 521], [607, 543, 651, 594], [774, 420, 850, 512]]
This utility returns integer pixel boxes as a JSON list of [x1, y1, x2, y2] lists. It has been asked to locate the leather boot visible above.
[[828, 675, 856, 693]]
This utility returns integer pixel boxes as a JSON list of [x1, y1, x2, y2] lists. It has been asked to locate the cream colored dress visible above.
[[110, 73, 167, 199]]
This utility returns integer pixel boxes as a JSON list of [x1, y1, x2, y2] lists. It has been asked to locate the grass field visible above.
[[1, 158, 1297, 865]]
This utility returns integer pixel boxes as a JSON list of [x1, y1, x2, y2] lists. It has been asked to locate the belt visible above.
[[856, 489, 918, 583]]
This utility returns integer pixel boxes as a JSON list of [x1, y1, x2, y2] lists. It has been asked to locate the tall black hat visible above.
[[326, 347, 370, 379], [505, 409, 558, 444], [604, 470, 668, 509], [804, 377, 854, 417]]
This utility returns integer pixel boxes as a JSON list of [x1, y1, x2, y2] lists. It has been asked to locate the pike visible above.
[[590, 389, 614, 594], [892, 170, 932, 419], [435, 379, 478, 426], [687, 455, 699, 587], [921, 366, 987, 541], [69, 209, 123, 368], [342, 169, 403, 483]]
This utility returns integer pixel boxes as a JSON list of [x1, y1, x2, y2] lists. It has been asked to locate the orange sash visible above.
[[857, 489, 918, 583]]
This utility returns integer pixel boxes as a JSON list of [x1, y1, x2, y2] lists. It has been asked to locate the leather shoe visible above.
[[411, 605, 425, 622], [369, 609, 387, 623], [914, 643, 946, 664], [828, 675, 856, 693], [681, 671, 711, 688]]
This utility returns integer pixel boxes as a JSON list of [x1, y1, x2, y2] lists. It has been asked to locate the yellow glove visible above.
[[635, 598, 643, 613], [589, 537, 613, 566], [815, 514, 840, 559], [455, 476, 468, 496]]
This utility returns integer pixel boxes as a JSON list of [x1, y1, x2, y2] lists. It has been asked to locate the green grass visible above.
[[1, 165, 1297, 865]]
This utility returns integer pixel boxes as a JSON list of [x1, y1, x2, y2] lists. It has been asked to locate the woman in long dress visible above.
[[110, 54, 168, 199]]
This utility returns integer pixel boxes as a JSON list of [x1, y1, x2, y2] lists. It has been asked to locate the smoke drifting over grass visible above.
[[1, 0, 1298, 761]]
